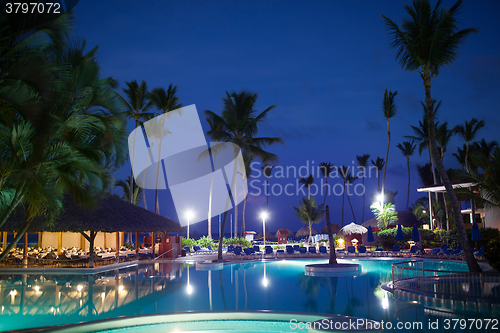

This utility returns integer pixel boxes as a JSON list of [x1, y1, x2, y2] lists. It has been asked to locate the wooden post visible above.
[[57, 232, 63, 255], [23, 232, 28, 267], [115, 232, 120, 263], [38, 232, 41, 249], [135, 232, 139, 253], [3, 232, 8, 251], [80, 233, 85, 250], [104, 233, 107, 249]]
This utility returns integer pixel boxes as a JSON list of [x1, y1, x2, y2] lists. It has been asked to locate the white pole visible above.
[[187, 217, 190, 239]]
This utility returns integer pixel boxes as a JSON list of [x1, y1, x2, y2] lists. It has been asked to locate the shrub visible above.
[[181, 237, 196, 249], [197, 236, 215, 248], [484, 239, 500, 271]]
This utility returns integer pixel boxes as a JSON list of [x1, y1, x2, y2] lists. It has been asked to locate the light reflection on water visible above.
[[0, 258, 480, 332]]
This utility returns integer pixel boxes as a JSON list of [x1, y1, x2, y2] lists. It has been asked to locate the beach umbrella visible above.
[[295, 225, 317, 238], [321, 224, 341, 234], [338, 222, 368, 236], [471, 222, 482, 249], [411, 224, 419, 242], [255, 231, 274, 241], [396, 224, 404, 241], [366, 226, 374, 248], [275, 228, 294, 238]]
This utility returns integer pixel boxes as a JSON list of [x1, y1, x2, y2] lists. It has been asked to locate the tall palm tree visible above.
[[471, 139, 497, 163], [453, 144, 468, 173], [381, 88, 398, 204], [319, 162, 335, 230], [345, 173, 358, 224], [382, 0, 480, 271], [122, 80, 155, 211], [148, 85, 182, 215], [292, 197, 324, 243], [356, 155, 370, 223], [371, 157, 385, 190], [299, 174, 314, 198], [204, 90, 283, 261], [417, 163, 434, 187], [436, 121, 454, 230], [396, 141, 416, 211], [338, 166, 350, 227], [454, 118, 484, 172], [262, 163, 275, 234]]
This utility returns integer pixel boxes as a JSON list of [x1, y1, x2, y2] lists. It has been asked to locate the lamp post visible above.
[[186, 211, 194, 239], [261, 212, 268, 247]]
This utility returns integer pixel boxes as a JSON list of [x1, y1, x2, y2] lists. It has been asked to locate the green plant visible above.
[[484, 239, 500, 271], [370, 202, 398, 230], [181, 237, 196, 249], [197, 236, 215, 248]]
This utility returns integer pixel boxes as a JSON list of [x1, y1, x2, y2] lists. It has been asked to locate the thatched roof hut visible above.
[[338, 222, 367, 236], [295, 225, 317, 238], [3, 194, 183, 233], [275, 228, 294, 238], [362, 211, 424, 232], [321, 223, 341, 234], [255, 231, 274, 240]]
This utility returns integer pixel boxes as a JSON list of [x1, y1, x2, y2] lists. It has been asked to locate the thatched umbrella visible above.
[[255, 231, 274, 240], [321, 224, 340, 234], [275, 228, 294, 238], [295, 225, 317, 238], [338, 222, 367, 249]]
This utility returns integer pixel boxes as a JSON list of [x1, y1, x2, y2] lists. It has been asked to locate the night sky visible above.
[[74, 1, 500, 235]]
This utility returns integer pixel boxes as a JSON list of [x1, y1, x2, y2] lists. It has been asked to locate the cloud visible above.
[[365, 118, 383, 132]]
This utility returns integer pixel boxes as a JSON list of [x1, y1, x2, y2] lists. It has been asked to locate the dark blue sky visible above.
[[75, 0, 500, 235]]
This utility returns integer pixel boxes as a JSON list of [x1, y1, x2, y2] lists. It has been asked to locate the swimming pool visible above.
[[0, 258, 493, 332]]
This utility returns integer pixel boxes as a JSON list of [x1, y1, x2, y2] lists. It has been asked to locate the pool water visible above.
[[0, 258, 489, 332]]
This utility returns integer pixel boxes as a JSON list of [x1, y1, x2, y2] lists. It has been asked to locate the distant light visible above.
[[34, 286, 40, 292], [260, 212, 268, 220], [186, 210, 194, 219], [118, 285, 124, 292], [101, 292, 106, 299], [422, 210, 427, 214], [377, 194, 384, 203], [382, 293, 389, 310], [10, 290, 16, 296], [77, 285, 83, 292], [262, 277, 269, 287], [186, 284, 193, 295]]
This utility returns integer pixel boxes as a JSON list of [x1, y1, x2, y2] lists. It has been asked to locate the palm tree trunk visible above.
[[265, 177, 269, 233], [424, 75, 481, 272], [341, 179, 345, 227], [207, 148, 218, 240], [308, 222, 312, 243], [0, 182, 25, 230], [382, 121, 390, 199], [429, 148, 439, 201], [325, 205, 337, 265], [130, 119, 139, 205], [0, 218, 32, 261], [322, 177, 328, 231], [361, 173, 365, 223], [234, 178, 238, 238], [406, 157, 410, 211], [242, 179, 247, 237], [347, 187, 357, 224]]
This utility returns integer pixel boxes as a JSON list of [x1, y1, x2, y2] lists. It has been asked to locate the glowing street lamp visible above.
[[186, 211, 194, 239], [260, 212, 268, 247], [377, 194, 384, 206]]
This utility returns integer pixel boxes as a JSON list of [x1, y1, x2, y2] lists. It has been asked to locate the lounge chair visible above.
[[308, 246, 317, 255], [374, 248, 385, 256], [347, 246, 356, 256], [390, 245, 401, 256], [319, 246, 327, 254], [253, 245, 262, 254], [427, 247, 441, 256], [475, 246, 485, 259], [243, 248, 254, 257], [299, 247, 307, 255], [276, 249, 285, 257], [227, 245, 234, 253], [264, 246, 273, 258], [293, 245, 300, 252], [404, 245, 417, 257], [233, 247, 243, 256], [286, 247, 295, 255], [184, 246, 191, 254], [358, 246, 367, 255]]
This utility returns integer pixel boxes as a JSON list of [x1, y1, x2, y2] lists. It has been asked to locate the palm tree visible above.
[[381, 89, 398, 204], [370, 202, 397, 230], [345, 173, 358, 224], [454, 118, 485, 172], [356, 155, 370, 222], [292, 197, 324, 243], [417, 163, 434, 187], [115, 176, 143, 206], [453, 144, 468, 173], [338, 166, 350, 227], [204, 90, 283, 261], [436, 121, 454, 230], [406, 101, 441, 193], [262, 163, 275, 234], [397, 141, 417, 211], [299, 174, 314, 198], [122, 80, 155, 211], [382, 0, 480, 271], [149, 85, 182, 215], [371, 157, 385, 189], [319, 162, 335, 230], [471, 139, 498, 163]]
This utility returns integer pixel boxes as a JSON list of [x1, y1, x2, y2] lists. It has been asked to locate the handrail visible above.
[[148, 248, 174, 264], [391, 259, 500, 304]]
